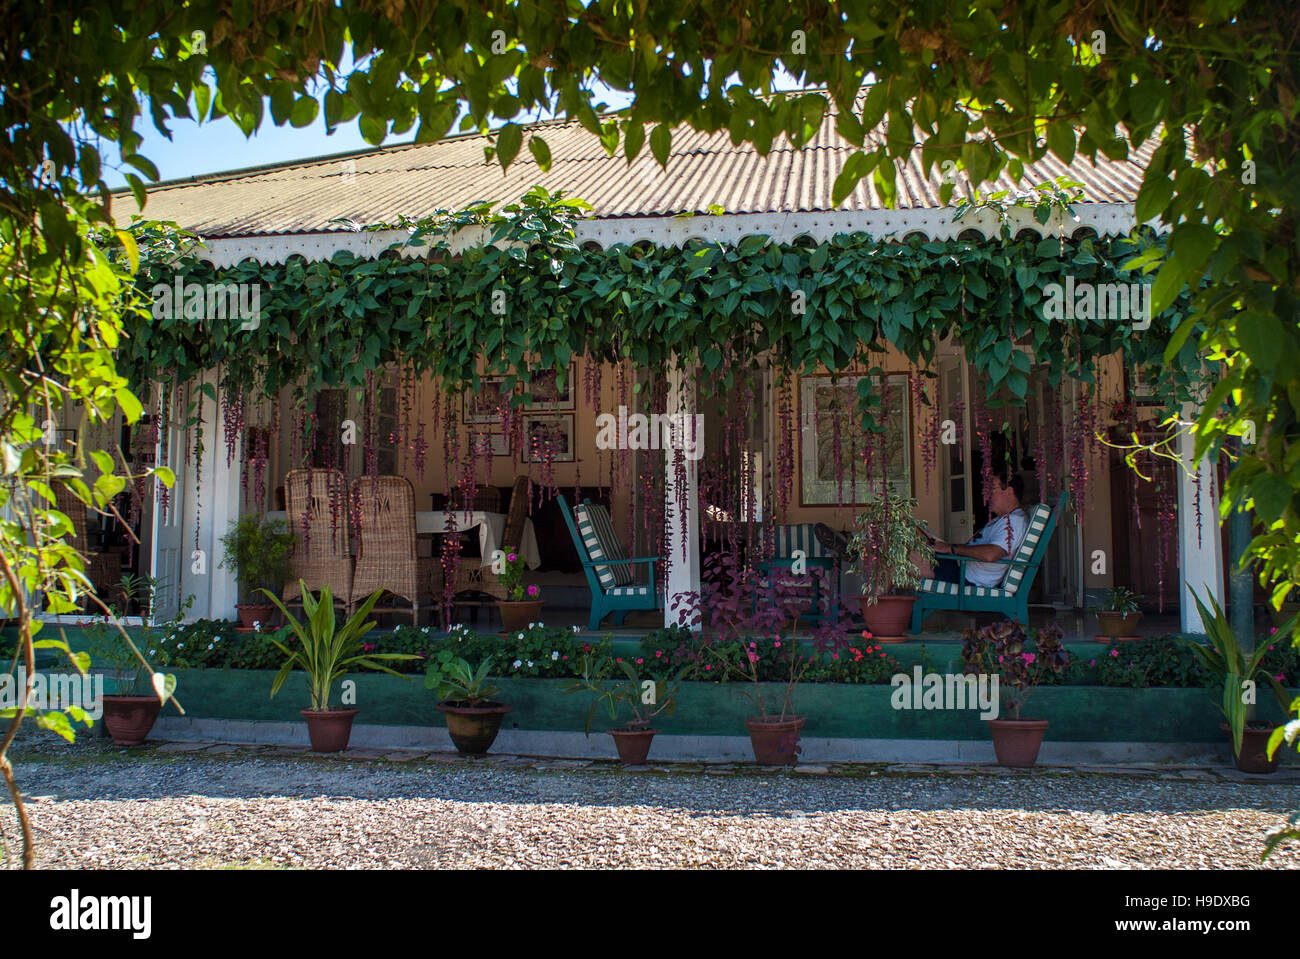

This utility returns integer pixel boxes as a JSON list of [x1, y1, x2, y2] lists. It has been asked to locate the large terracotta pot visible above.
[[102, 695, 162, 746], [609, 727, 657, 765], [1096, 610, 1143, 639], [986, 718, 1050, 768], [855, 594, 916, 642], [1220, 721, 1281, 773], [497, 600, 545, 632], [744, 715, 805, 765], [438, 701, 512, 755], [301, 707, 360, 752]]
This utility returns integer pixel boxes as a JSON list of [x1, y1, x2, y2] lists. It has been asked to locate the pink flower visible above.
[[1089, 659, 1096, 667], [774, 641, 781, 648], [1269, 645, 1276, 651], [655, 651, 663, 658], [507, 552, 518, 563], [526, 584, 539, 598], [1277, 674, 1286, 682], [636, 658, 643, 664], [1271, 627, 1278, 635], [832, 653, 838, 660], [1110, 649, 1120, 657], [704, 664, 712, 671], [1022, 652, 1035, 663]]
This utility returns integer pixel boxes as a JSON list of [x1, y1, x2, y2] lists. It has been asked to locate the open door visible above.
[[938, 356, 974, 544], [149, 384, 187, 623]]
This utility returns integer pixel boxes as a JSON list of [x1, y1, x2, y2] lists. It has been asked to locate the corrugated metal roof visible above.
[[115, 98, 1155, 238]]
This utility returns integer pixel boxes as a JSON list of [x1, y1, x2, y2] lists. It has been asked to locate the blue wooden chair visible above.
[[909, 491, 1068, 633], [557, 494, 661, 630]]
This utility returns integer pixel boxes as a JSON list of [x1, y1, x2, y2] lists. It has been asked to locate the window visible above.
[[798, 373, 910, 504]]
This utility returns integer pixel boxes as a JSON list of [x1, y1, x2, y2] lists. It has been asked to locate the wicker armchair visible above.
[[53, 483, 122, 609], [283, 468, 353, 612], [350, 475, 421, 626]]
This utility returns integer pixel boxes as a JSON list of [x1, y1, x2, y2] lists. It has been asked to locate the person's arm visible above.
[[948, 541, 1007, 563]]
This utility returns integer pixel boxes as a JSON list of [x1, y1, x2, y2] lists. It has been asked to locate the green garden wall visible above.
[[141, 668, 1293, 743]]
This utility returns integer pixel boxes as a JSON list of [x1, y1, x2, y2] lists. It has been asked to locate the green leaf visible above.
[[115, 387, 143, 423], [650, 124, 672, 168], [496, 122, 523, 168], [528, 135, 552, 172]]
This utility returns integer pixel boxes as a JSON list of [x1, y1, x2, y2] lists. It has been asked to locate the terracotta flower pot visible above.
[[300, 707, 359, 753], [986, 718, 1050, 768], [236, 602, 276, 629], [744, 715, 805, 765], [1220, 721, 1281, 773], [855, 594, 916, 642], [609, 727, 657, 765], [1096, 610, 1142, 639], [438, 701, 512, 755], [102, 695, 162, 746], [497, 600, 544, 632]]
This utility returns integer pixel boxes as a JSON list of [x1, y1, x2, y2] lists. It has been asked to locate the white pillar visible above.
[[664, 365, 701, 629], [1177, 425, 1223, 633]]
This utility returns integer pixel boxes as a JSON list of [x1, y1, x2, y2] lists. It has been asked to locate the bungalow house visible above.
[[100, 97, 1224, 638]]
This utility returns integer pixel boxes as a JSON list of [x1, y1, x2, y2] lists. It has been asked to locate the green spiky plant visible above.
[[261, 581, 418, 711], [1186, 591, 1293, 757]]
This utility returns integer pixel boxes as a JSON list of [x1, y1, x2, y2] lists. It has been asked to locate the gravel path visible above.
[[3, 743, 1299, 868]]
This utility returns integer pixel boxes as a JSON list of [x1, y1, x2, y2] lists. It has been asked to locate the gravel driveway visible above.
[[3, 739, 1299, 869]]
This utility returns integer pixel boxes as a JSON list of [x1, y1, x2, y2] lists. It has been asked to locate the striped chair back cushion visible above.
[[574, 502, 635, 590], [1000, 502, 1052, 594], [771, 524, 829, 560]]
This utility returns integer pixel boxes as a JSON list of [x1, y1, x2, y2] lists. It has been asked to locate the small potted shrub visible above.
[[847, 495, 934, 641], [83, 614, 181, 746], [495, 550, 543, 631], [219, 515, 295, 631], [261, 581, 419, 752], [564, 654, 692, 765], [425, 652, 512, 755], [961, 619, 1069, 767], [1092, 586, 1143, 641], [1186, 591, 1293, 773]]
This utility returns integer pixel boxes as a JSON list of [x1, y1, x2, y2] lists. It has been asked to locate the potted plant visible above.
[[261, 581, 419, 752], [961, 619, 1069, 767], [847, 495, 934, 642], [1091, 586, 1143, 641], [701, 635, 817, 765], [495, 551, 543, 631], [83, 610, 182, 746], [424, 651, 512, 755], [564, 654, 692, 764], [1186, 591, 1293, 773], [219, 515, 295, 631]]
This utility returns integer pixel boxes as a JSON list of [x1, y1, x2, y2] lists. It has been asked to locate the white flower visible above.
[[207, 643, 214, 650], [252, 623, 260, 632], [551, 651, 559, 660], [526, 661, 534, 668], [517, 632, 524, 640], [422, 627, 430, 634], [393, 626, 400, 633], [528, 622, 535, 629], [512, 659, 522, 669], [571, 625, 581, 634]]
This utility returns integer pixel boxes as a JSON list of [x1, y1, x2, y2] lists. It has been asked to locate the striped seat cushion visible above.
[[574, 502, 635, 589], [772, 524, 829, 560], [917, 579, 1010, 599], [1000, 502, 1052, 594], [608, 585, 652, 597]]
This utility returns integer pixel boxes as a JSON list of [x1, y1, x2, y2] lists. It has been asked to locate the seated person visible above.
[[919, 473, 1028, 588]]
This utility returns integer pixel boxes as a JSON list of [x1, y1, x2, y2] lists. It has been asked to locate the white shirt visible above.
[[963, 509, 1029, 588]]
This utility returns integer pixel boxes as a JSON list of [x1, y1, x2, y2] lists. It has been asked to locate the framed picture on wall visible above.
[[526, 364, 575, 410], [521, 413, 575, 462], [470, 431, 510, 457], [799, 373, 911, 505], [464, 377, 511, 424]]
